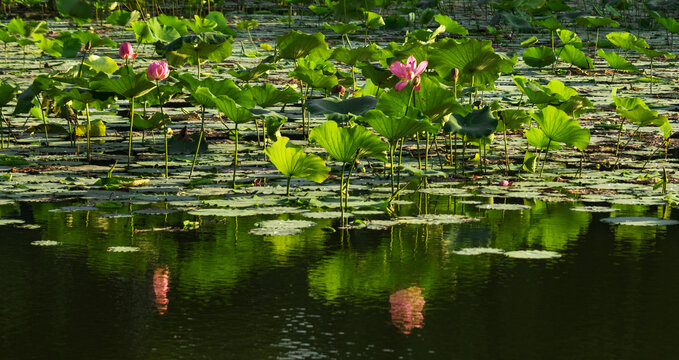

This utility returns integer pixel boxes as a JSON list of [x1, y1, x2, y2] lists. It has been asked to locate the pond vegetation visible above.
[[1, 0, 679, 358]]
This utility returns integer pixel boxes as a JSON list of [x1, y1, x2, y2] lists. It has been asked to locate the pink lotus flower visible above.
[[498, 180, 514, 186], [147, 61, 170, 81], [119, 41, 138, 60], [389, 55, 428, 91], [153, 266, 170, 315], [390, 286, 425, 334]]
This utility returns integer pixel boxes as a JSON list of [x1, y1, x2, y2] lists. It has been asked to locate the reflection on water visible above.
[[1, 195, 678, 358], [153, 266, 170, 315], [390, 286, 426, 335]]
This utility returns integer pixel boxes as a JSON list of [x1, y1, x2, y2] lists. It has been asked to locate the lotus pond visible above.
[[2, 0, 679, 358]]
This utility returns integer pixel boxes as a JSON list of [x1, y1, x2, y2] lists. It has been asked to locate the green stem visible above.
[[286, 176, 291, 197], [189, 106, 205, 179], [232, 123, 238, 188], [156, 81, 168, 178], [540, 139, 551, 178], [340, 162, 346, 218], [85, 103, 91, 163], [615, 118, 625, 159], [128, 96, 135, 168], [389, 143, 395, 195], [503, 121, 509, 175]]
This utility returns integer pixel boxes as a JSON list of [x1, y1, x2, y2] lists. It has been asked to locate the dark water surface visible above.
[[1, 196, 678, 359]]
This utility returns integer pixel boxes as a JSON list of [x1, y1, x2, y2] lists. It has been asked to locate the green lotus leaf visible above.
[[163, 32, 233, 67], [575, 16, 619, 29], [558, 95, 593, 118], [156, 14, 190, 36], [606, 32, 648, 51], [244, 83, 299, 108], [132, 112, 169, 131], [513, 76, 559, 105], [532, 16, 562, 31], [289, 67, 338, 90], [359, 109, 431, 141], [526, 127, 563, 150], [596, 49, 639, 72], [176, 73, 253, 108], [531, 106, 590, 150], [558, 45, 593, 69], [307, 96, 377, 123], [613, 95, 667, 127], [434, 14, 469, 36], [146, 17, 181, 43], [32, 34, 62, 57], [0, 82, 18, 107], [356, 62, 396, 89], [520, 36, 538, 47], [331, 44, 388, 66], [522, 46, 556, 68], [365, 11, 385, 28], [130, 20, 155, 44], [265, 137, 330, 184], [106, 10, 140, 27], [276, 30, 330, 60], [214, 96, 255, 124], [309, 120, 387, 163], [431, 38, 514, 88], [56, 0, 93, 24], [7, 18, 47, 38], [498, 109, 530, 131], [227, 62, 277, 82], [90, 72, 156, 99], [638, 48, 675, 59], [84, 55, 119, 74], [75, 119, 106, 137], [189, 15, 218, 34], [413, 75, 466, 124], [205, 11, 236, 36], [324, 22, 362, 35], [556, 29, 582, 49], [445, 106, 498, 138]]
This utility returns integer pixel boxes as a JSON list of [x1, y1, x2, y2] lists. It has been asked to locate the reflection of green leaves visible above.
[[531, 106, 590, 150], [310, 120, 387, 162], [266, 137, 330, 184]]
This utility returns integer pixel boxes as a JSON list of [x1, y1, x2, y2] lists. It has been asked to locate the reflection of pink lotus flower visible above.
[[390, 286, 425, 334], [153, 266, 170, 315], [389, 55, 428, 91]]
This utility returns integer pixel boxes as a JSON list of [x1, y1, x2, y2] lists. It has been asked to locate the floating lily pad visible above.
[[16, 224, 41, 229], [131, 208, 180, 215], [396, 214, 480, 225], [453, 248, 505, 255], [99, 213, 133, 219], [352, 210, 385, 216], [476, 204, 532, 210], [571, 206, 621, 213], [505, 250, 562, 259], [107, 246, 141, 252], [600, 217, 679, 226], [419, 188, 474, 197], [301, 211, 353, 219], [249, 227, 306, 236], [187, 208, 258, 217], [30, 240, 61, 246], [49, 205, 98, 212], [249, 219, 316, 236]]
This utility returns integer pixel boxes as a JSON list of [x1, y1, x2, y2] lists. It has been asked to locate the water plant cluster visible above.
[[0, 0, 677, 222]]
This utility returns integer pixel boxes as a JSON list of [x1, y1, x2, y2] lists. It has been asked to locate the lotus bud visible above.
[[147, 61, 170, 81], [119, 41, 138, 60], [412, 76, 421, 89], [84, 40, 92, 52], [451, 68, 459, 82], [331, 84, 346, 98]]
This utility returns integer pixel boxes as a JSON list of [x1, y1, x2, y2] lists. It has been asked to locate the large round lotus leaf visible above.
[[505, 250, 562, 259], [571, 206, 621, 213], [162, 32, 233, 66], [600, 217, 679, 226], [302, 211, 353, 219], [476, 204, 531, 210], [445, 106, 498, 138], [396, 214, 479, 225], [30, 240, 61, 246], [255, 220, 316, 229], [522, 46, 556, 68], [307, 96, 377, 119], [453, 248, 505, 255], [107, 246, 141, 252]]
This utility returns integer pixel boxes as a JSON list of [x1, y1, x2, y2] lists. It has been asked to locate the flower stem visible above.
[[128, 96, 135, 168]]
